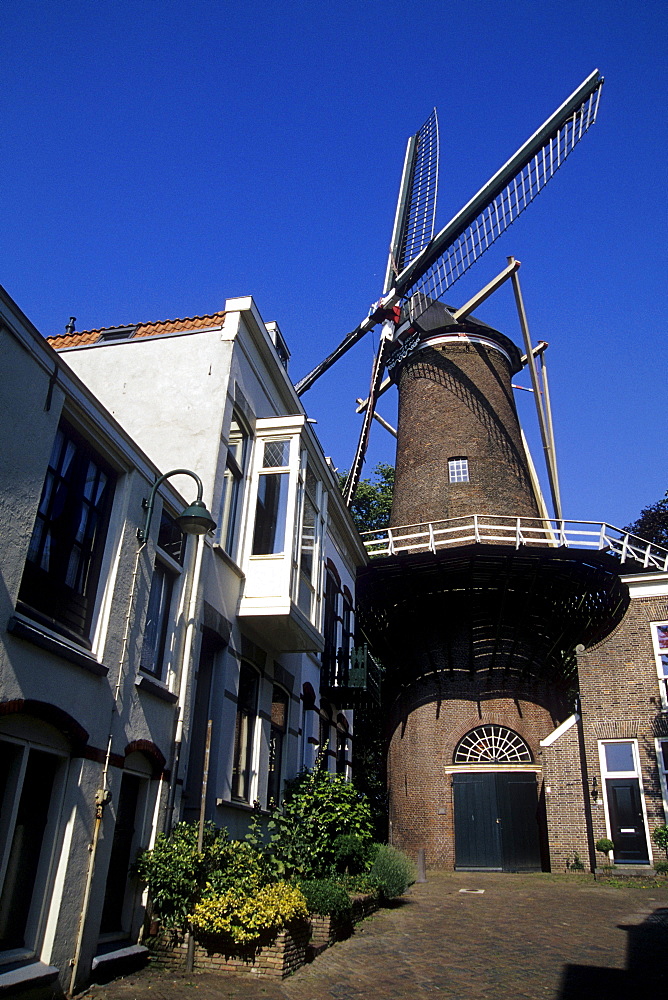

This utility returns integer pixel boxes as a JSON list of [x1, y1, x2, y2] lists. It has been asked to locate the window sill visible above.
[[216, 797, 269, 815], [0, 960, 60, 994], [135, 674, 178, 703], [213, 544, 245, 579], [7, 615, 108, 676]]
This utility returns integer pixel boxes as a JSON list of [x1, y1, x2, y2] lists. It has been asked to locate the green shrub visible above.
[[191, 882, 307, 945], [654, 859, 668, 874], [653, 824, 668, 859], [266, 766, 373, 879], [135, 822, 273, 931], [338, 871, 381, 896], [298, 878, 352, 919], [369, 844, 415, 899], [595, 838, 614, 856], [134, 821, 226, 928], [332, 834, 369, 874], [206, 838, 273, 894]]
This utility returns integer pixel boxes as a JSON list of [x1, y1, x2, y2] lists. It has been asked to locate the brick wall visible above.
[[151, 923, 311, 979], [390, 337, 540, 527], [387, 672, 564, 868], [541, 719, 592, 872], [576, 590, 668, 865], [149, 895, 379, 979]]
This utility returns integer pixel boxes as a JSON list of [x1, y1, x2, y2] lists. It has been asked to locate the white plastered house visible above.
[[0, 288, 368, 997]]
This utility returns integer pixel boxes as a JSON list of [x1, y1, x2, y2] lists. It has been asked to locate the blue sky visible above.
[[2, 0, 666, 529]]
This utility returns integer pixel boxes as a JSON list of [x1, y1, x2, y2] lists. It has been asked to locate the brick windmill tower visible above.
[[295, 72, 650, 870]]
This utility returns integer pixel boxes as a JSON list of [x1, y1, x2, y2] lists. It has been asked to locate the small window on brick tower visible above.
[[448, 457, 469, 483]]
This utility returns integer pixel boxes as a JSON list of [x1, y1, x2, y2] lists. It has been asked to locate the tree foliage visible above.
[[625, 491, 668, 547], [261, 764, 373, 879], [339, 463, 395, 533]]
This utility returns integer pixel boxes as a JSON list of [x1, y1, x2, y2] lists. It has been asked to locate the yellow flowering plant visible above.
[[191, 882, 308, 945]]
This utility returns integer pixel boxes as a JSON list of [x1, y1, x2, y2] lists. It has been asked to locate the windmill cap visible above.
[[409, 300, 524, 374]]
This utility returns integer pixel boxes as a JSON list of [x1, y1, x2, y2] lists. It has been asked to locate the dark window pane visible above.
[[18, 420, 116, 643], [0, 748, 59, 950], [140, 562, 175, 678], [232, 665, 258, 801], [158, 512, 184, 564], [661, 742, 668, 771], [252, 473, 289, 554]]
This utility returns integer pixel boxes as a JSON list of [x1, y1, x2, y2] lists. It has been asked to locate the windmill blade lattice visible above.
[[385, 108, 439, 289], [396, 72, 603, 322]]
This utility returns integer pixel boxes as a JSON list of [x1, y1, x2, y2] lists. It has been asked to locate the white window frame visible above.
[[656, 738, 668, 823], [650, 621, 668, 709], [291, 451, 326, 625], [140, 542, 184, 685], [250, 437, 293, 557], [448, 457, 469, 483], [0, 732, 69, 964], [216, 409, 251, 560], [597, 739, 653, 863]]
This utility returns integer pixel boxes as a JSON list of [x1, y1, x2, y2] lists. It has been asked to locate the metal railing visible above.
[[322, 644, 382, 706], [361, 515, 668, 572]]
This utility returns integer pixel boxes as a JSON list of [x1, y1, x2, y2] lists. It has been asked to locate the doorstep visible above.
[[91, 944, 148, 983], [0, 960, 60, 996]]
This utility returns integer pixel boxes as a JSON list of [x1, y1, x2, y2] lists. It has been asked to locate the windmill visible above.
[[295, 70, 604, 513]]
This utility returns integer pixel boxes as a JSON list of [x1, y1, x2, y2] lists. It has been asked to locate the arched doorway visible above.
[[452, 725, 542, 871]]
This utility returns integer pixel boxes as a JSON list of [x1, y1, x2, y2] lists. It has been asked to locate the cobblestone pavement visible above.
[[80, 872, 668, 1000]]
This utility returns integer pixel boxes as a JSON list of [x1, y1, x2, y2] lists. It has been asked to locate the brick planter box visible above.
[[149, 894, 378, 980]]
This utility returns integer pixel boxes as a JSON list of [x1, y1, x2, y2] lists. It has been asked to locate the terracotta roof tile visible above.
[[47, 311, 227, 350]]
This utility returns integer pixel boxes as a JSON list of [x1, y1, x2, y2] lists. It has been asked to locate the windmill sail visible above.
[[383, 108, 439, 294], [294, 69, 603, 401], [396, 70, 603, 321]]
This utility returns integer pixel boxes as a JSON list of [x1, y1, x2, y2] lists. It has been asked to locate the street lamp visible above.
[[137, 468, 216, 543]]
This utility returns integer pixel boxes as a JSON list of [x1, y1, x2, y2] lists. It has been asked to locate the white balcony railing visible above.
[[361, 515, 668, 572]]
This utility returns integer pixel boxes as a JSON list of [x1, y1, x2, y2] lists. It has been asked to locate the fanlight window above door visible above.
[[454, 726, 532, 764]]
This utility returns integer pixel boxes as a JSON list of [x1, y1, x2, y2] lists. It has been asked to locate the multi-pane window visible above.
[[650, 623, 668, 707], [454, 726, 532, 764], [448, 457, 469, 483], [657, 740, 668, 813], [296, 462, 319, 618], [341, 590, 354, 685], [232, 664, 258, 801], [0, 738, 65, 953], [218, 413, 249, 558], [140, 513, 183, 679], [336, 730, 348, 775], [252, 440, 290, 555], [323, 568, 340, 682], [267, 686, 289, 805], [322, 568, 354, 687], [18, 420, 116, 644]]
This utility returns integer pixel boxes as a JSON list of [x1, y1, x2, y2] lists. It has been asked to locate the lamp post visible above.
[[137, 468, 216, 543]]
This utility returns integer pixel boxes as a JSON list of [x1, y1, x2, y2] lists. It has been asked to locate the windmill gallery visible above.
[[298, 69, 668, 873]]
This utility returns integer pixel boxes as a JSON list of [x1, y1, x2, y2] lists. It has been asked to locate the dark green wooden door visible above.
[[454, 771, 541, 871]]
